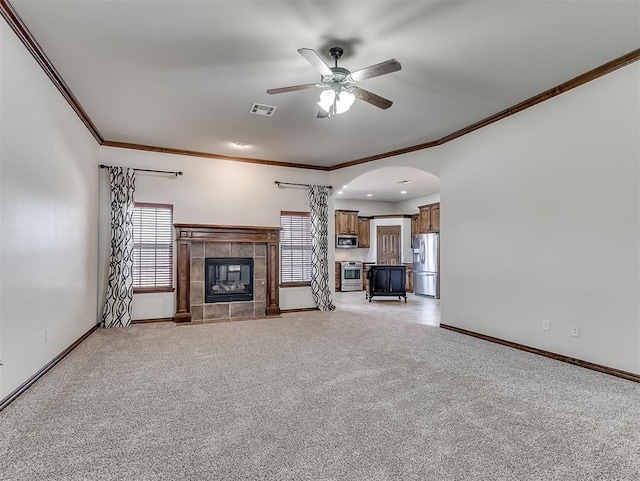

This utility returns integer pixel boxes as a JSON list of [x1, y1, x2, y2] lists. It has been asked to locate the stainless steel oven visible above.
[[340, 261, 363, 291]]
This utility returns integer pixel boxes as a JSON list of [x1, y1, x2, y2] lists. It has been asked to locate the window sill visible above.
[[133, 287, 175, 294], [280, 282, 311, 288]]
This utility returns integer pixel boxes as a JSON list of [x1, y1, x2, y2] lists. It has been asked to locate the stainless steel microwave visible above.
[[336, 235, 358, 248]]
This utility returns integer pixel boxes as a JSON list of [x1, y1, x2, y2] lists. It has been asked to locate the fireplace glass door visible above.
[[205, 257, 254, 303]]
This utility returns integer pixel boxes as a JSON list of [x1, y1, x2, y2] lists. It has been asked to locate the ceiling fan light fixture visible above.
[[318, 88, 355, 115], [336, 91, 355, 114], [317, 89, 336, 112]]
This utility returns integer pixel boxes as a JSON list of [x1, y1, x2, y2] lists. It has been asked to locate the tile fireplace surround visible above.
[[175, 224, 281, 323]]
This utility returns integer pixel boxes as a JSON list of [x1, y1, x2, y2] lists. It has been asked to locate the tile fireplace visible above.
[[174, 224, 281, 323]]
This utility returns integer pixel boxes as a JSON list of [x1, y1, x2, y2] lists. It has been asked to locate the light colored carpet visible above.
[[1, 301, 639, 480]]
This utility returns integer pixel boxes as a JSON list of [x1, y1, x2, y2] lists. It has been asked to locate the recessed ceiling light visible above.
[[396, 180, 412, 185], [342, 185, 348, 189], [232, 141, 249, 147], [366, 194, 373, 197], [337, 191, 343, 195], [400, 190, 407, 194]]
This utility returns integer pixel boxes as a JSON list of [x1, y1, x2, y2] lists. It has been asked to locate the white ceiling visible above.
[[337, 167, 440, 203], [8, 0, 640, 179]]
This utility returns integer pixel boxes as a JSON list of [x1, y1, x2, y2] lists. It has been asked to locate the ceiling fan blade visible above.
[[317, 109, 329, 119], [266, 83, 319, 95], [297, 48, 333, 76], [350, 59, 401, 82], [351, 87, 393, 110]]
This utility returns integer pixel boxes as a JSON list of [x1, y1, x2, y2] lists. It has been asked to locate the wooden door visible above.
[[377, 225, 401, 264]]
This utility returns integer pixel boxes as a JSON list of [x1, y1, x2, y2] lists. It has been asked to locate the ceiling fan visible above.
[[267, 47, 401, 118]]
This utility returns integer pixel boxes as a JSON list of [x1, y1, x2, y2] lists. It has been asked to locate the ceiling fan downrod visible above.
[[329, 47, 344, 68]]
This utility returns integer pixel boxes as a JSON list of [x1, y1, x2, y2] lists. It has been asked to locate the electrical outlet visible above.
[[542, 319, 550, 331], [45, 329, 51, 342], [571, 324, 580, 337]]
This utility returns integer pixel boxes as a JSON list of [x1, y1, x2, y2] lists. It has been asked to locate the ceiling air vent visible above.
[[249, 103, 277, 117]]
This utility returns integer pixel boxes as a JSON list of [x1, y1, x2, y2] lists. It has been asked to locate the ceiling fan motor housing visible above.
[[325, 67, 352, 84], [329, 47, 344, 61]]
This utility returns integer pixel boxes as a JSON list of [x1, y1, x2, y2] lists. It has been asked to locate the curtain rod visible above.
[[99, 164, 183, 176], [274, 181, 333, 189]]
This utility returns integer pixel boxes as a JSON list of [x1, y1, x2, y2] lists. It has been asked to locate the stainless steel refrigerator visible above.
[[412, 233, 439, 297]]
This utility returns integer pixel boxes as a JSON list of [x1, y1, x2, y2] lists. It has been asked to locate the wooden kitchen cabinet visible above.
[[411, 214, 418, 242], [418, 205, 430, 233], [430, 204, 440, 231], [335, 210, 359, 235], [405, 264, 413, 293], [418, 203, 440, 233], [335, 262, 341, 291], [357, 217, 370, 248]]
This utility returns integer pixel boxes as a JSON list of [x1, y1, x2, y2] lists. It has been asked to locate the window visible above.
[[280, 211, 312, 286], [132, 203, 174, 292]]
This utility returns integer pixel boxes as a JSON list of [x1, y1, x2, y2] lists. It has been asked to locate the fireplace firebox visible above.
[[205, 257, 254, 303]]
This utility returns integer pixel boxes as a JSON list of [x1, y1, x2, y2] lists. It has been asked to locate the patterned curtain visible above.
[[308, 185, 336, 311], [101, 167, 136, 328]]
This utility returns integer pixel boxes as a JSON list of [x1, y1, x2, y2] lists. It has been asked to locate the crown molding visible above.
[[0, 0, 104, 144], [329, 47, 640, 170], [3, 0, 638, 171], [102, 141, 330, 171]]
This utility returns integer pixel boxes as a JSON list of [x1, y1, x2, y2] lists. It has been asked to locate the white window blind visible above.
[[132, 203, 173, 289], [280, 211, 312, 284]]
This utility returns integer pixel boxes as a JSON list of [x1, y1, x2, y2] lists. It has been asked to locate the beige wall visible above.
[[0, 22, 100, 398], [349, 63, 640, 374], [98, 147, 334, 317], [440, 62, 640, 374]]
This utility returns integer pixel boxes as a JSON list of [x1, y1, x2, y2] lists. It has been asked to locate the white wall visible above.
[[439, 63, 640, 374], [0, 23, 100, 398], [394, 193, 440, 214], [329, 63, 640, 375], [329, 149, 444, 195], [334, 199, 399, 215], [98, 147, 333, 317]]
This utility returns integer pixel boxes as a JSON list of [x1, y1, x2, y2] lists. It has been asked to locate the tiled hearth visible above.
[[189, 241, 266, 321], [174, 224, 281, 323]]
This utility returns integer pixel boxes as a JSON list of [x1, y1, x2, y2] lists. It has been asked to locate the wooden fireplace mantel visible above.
[[174, 224, 281, 322]]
